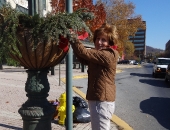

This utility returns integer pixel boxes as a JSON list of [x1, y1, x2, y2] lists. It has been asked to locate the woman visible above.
[[69, 23, 119, 130]]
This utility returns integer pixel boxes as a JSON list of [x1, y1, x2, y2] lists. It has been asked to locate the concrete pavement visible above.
[[0, 64, 139, 130]]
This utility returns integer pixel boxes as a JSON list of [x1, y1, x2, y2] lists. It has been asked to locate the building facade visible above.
[[165, 40, 170, 57], [165, 40, 170, 51], [129, 21, 146, 60], [0, 0, 52, 15]]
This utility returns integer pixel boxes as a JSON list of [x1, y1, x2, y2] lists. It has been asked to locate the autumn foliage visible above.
[[50, 0, 146, 58], [103, 0, 146, 56], [50, 0, 106, 33]]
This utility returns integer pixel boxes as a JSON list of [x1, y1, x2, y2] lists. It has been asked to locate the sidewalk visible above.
[[0, 64, 140, 130], [0, 64, 126, 130]]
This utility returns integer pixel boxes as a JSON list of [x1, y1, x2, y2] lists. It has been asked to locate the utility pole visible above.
[[65, 0, 73, 130]]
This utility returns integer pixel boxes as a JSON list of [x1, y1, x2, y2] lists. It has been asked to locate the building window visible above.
[[134, 36, 145, 38], [43, 0, 46, 10], [135, 48, 144, 50], [133, 40, 145, 42], [135, 31, 145, 34], [129, 36, 144, 39], [134, 44, 145, 47]]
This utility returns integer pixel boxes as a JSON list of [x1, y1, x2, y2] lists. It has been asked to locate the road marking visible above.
[[73, 75, 88, 79], [61, 69, 122, 83], [73, 87, 86, 100], [61, 75, 88, 83], [111, 115, 133, 130]]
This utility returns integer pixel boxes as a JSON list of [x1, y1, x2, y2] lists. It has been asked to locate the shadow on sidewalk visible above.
[[0, 123, 22, 130], [140, 97, 170, 130]]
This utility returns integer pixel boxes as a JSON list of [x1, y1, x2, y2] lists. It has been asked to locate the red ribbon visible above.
[[58, 36, 69, 52], [78, 32, 89, 40], [110, 45, 117, 50]]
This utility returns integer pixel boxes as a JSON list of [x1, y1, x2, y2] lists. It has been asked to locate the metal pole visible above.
[[65, 0, 73, 130], [59, 63, 61, 86], [81, 63, 84, 72], [0, 64, 2, 70], [28, 0, 35, 15], [51, 66, 55, 75], [0, 60, 2, 70]]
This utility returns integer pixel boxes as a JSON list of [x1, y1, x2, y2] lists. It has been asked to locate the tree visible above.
[[124, 41, 135, 58], [50, 0, 145, 57], [50, 0, 106, 33], [101, 0, 146, 55]]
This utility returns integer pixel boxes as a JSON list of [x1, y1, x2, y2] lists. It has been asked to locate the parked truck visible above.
[[152, 57, 170, 78]]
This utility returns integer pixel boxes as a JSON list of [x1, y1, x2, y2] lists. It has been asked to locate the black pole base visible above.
[[0, 64, 2, 70], [22, 115, 52, 130], [18, 69, 55, 130]]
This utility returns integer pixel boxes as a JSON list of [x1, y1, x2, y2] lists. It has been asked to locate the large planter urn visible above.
[[9, 29, 69, 130], [10, 29, 68, 69], [0, 4, 94, 130]]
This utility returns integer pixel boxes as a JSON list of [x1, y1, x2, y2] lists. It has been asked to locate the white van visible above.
[[129, 60, 136, 65], [152, 58, 170, 78]]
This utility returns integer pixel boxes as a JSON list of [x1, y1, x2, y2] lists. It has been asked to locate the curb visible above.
[[111, 115, 133, 130]]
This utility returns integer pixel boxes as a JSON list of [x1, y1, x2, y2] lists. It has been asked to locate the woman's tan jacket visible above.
[[71, 41, 119, 102]]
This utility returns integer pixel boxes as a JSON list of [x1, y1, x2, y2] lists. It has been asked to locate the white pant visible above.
[[88, 100, 115, 130]]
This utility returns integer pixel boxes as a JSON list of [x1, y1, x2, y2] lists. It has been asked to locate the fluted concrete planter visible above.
[[0, 5, 93, 130], [10, 29, 68, 69], [9, 29, 69, 130]]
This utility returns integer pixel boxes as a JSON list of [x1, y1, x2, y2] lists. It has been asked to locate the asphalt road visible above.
[[72, 63, 170, 130]]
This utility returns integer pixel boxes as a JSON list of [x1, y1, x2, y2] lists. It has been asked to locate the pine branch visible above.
[[0, 4, 94, 59]]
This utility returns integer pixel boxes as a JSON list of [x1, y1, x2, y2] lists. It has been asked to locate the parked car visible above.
[[140, 60, 145, 64], [152, 57, 170, 78], [165, 63, 170, 84], [133, 62, 139, 65], [118, 60, 129, 64], [129, 60, 136, 64]]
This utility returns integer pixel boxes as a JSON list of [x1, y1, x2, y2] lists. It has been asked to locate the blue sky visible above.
[[93, 0, 170, 50]]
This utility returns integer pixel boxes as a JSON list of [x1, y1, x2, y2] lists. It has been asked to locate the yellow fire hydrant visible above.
[[58, 92, 75, 125]]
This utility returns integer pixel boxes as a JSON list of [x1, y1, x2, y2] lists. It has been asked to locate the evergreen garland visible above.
[[0, 4, 94, 59]]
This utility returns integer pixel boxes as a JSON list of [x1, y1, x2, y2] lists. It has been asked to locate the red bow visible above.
[[58, 31, 89, 52], [58, 36, 69, 52], [110, 45, 117, 50], [78, 32, 89, 40]]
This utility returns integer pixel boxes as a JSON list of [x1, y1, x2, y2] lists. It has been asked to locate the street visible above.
[[73, 63, 170, 130]]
